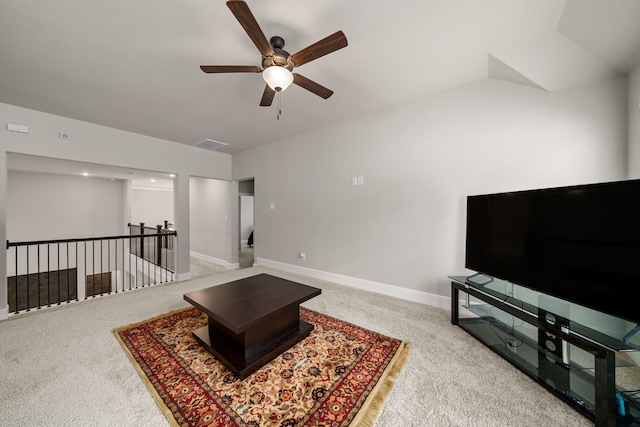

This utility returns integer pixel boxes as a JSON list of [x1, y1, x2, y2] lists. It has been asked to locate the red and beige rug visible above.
[[115, 306, 409, 427]]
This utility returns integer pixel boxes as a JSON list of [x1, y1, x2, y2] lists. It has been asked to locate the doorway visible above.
[[239, 179, 255, 269]]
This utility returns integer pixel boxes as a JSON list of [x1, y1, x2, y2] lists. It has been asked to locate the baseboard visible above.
[[0, 305, 8, 321], [176, 272, 191, 282], [190, 251, 237, 269], [255, 258, 451, 311]]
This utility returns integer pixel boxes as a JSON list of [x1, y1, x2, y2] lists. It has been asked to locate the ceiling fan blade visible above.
[[290, 31, 348, 67], [293, 74, 334, 99], [226, 0, 274, 57], [260, 84, 276, 106], [200, 65, 261, 73]]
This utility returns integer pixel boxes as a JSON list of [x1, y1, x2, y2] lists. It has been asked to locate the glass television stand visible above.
[[450, 275, 640, 427]]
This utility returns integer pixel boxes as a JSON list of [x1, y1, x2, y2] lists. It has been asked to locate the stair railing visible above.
[[6, 228, 177, 316]]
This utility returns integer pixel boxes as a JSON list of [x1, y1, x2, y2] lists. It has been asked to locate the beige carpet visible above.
[[0, 258, 598, 426]]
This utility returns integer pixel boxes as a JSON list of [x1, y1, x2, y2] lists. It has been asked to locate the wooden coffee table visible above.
[[183, 274, 321, 379]]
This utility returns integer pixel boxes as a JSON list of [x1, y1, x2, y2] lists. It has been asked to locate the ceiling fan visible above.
[[200, 0, 348, 108]]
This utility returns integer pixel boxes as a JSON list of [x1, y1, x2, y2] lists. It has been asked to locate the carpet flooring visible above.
[[0, 258, 599, 426]]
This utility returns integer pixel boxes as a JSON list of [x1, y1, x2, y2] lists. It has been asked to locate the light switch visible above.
[[270, 203, 275, 210]]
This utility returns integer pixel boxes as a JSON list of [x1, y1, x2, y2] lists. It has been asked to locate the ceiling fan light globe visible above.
[[262, 66, 294, 92]]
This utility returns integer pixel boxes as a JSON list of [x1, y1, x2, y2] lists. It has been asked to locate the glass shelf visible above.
[[466, 303, 637, 372], [451, 274, 640, 427], [451, 275, 640, 353]]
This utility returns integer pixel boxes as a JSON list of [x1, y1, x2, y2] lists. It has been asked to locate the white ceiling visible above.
[[1, 0, 640, 157]]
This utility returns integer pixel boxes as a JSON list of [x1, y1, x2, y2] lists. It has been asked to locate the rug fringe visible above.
[[112, 306, 193, 334], [349, 341, 411, 427]]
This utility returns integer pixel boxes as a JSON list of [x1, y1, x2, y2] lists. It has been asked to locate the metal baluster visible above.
[[114, 238, 118, 293], [75, 242, 79, 301], [26, 246, 30, 312], [156, 225, 162, 284], [57, 242, 61, 305], [131, 234, 136, 289], [84, 241, 87, 300], [163, 230, 167, 281], [14, 245, 19, 313], [92, 240, 95, 298], [100, 239, 104, 295], [47, 244, 51, 307], [37, 245, 41, 309], [146, 235, 150, 287], [123, 238, 126, 291], [107, 239, 111, 294], [66, 243, 70, 302], [122, 238, 125, 291]]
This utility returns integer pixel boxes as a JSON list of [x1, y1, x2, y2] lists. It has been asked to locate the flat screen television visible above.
[[465, 179, 640, 325]]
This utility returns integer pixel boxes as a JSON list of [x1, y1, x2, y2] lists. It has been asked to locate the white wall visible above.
[[240, 195, 254, 243], [189, 177, 233, 266], [233, 76, 628, 306], [628, 62, 640, 178], [7, 170, 124, 241], [130, 187, 174, 228]]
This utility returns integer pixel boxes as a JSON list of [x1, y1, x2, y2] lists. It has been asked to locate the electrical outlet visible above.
[[299, 252, 306, 261]]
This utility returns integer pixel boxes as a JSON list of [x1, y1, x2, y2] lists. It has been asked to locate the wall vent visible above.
[[193, 138, 228, 151]]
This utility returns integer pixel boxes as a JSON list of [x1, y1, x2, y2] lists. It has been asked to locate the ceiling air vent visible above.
[[193, 138, 228, 151]]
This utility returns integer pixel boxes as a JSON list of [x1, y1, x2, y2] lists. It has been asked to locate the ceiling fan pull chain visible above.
[[277, 91, 282, 120]]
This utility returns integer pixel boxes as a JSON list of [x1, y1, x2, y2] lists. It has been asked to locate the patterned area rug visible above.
[[114, 307, 409, 427]]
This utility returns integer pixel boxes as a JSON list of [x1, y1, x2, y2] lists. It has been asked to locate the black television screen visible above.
[[465, 179, 640, 324]]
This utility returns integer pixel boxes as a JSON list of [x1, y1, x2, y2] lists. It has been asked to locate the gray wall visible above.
[[189, 177, 233, 265], [131, 187, 174, 228], [233, 76, 628, 306], [1, 68, 636, 314], [7, 170, 125, 241]]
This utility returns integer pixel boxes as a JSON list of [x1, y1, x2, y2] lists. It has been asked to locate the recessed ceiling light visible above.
[[82, 172, 89, 176], [169, 174, 175, 178], [150, 179, 156, 183]]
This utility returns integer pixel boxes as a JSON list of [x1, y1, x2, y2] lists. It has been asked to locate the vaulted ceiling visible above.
[[1, 0, 640, 155]]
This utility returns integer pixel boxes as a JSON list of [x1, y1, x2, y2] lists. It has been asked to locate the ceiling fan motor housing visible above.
[[263, 36, 292, 70]]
